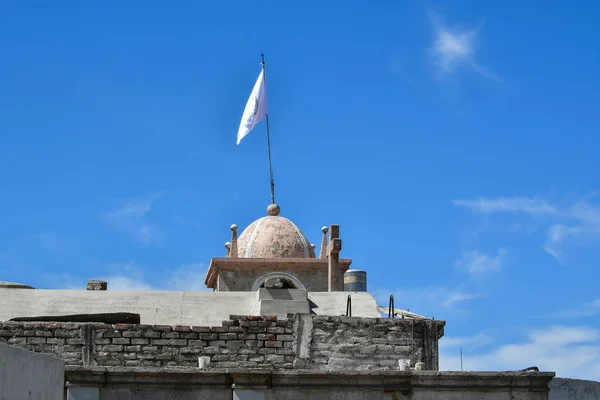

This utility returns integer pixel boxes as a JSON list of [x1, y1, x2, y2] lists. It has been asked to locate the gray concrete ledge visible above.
[[65, 367, 555, 392], [412, 371, 556, 391]]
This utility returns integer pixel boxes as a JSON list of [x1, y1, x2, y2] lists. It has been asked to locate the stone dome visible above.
[[237, 206, 316, 259]]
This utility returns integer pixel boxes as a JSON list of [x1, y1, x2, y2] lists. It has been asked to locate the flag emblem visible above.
[[237, 69, 267, 145]]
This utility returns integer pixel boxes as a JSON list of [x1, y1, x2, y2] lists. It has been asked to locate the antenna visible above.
[[460, 348, 463, 371]]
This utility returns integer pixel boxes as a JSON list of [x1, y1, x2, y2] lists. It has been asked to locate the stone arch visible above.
[[251, 272, 307, 291]]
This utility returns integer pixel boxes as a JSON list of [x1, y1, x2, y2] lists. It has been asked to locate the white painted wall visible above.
[[0, 289, 381, 326]]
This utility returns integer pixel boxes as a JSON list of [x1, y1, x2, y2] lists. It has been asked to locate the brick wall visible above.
[[0, 316, 294, 369], [0, 322, 85, 365], [0, 315, 442, 371]]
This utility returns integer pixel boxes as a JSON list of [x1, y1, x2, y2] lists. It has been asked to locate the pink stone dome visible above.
[[237, 213, 316, 259]]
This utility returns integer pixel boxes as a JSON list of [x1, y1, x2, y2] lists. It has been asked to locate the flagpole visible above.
[[261, 53, 275, 205]]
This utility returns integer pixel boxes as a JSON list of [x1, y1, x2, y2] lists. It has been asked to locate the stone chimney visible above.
[[328, 224, 342, 291], [86, 280, 107, 291]]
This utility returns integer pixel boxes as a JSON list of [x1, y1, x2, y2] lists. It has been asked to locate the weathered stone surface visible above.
[[306, 316, 442, 371], [264, 277, 286, 289], [0, 314, 443, 371]]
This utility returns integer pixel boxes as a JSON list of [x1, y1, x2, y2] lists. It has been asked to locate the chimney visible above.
[[328, 224, 342, 291], [86, 280, 107, 291]]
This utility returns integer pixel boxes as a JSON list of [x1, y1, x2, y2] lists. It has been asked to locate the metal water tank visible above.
[[344, 270, 367, 292]]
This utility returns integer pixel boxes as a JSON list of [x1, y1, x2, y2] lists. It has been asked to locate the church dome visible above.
[[237, 205, 316, 259]]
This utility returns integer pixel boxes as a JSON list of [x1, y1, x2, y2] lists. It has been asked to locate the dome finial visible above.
[[266, 203, 280, 216], [230, 225, 238, 258], [319, 226, 329, 259]]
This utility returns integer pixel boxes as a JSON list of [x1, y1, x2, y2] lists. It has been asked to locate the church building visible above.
[[0, 202, 556, 399]]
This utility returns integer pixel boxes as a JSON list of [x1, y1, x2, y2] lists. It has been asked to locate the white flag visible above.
[[237, 69, 267, 145]]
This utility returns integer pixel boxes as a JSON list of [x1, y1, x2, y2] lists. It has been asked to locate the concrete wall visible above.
[[96, 388, 231, 400], [205, 258, 352, 292], [0, 342, 64, 400], [0, 289, 258, 326], [91, 387, 547, 400], [216, 267, 330, 292], [64, 369, 554, 400], [549, 377, 600, 400], [0, 288, 381, 326]]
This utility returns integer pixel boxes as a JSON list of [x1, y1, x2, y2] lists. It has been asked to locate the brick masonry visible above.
[[0, 315, 443, 371]]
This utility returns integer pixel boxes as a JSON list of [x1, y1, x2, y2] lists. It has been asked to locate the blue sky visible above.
[[1, 1, 599, 380]]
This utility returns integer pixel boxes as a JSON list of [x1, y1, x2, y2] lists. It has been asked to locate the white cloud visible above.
[[455, 248, 506, 276], [453, 193, 600, 261], [571, 204, 600, 224], [542, 224, 581, 261], [553, 299, 600, 319], [533, 326, 597, 347], [440, 326, 600, 381], [430, 14, 501, 80], [442, 292, 487, 308], [373, 286, 485, 318], [440, 332, 491, 349], [103, 275, 152, 291], [433, 27, 476, 72], [452, 196, 557, 215], [543, 200, 600, 260], [166, 264, 211, 292], [103, 193, 164, 244], [90, 262, 152, 291]]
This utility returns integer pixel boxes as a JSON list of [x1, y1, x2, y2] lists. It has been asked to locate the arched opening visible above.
[[251, 272, 307, 291], [259, 277, 297, 289]]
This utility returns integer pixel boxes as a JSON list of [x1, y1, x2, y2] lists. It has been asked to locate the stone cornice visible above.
[[205, 257, 352, 288], [65, 367, 554, 392], [410, 371, 556, 391]]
